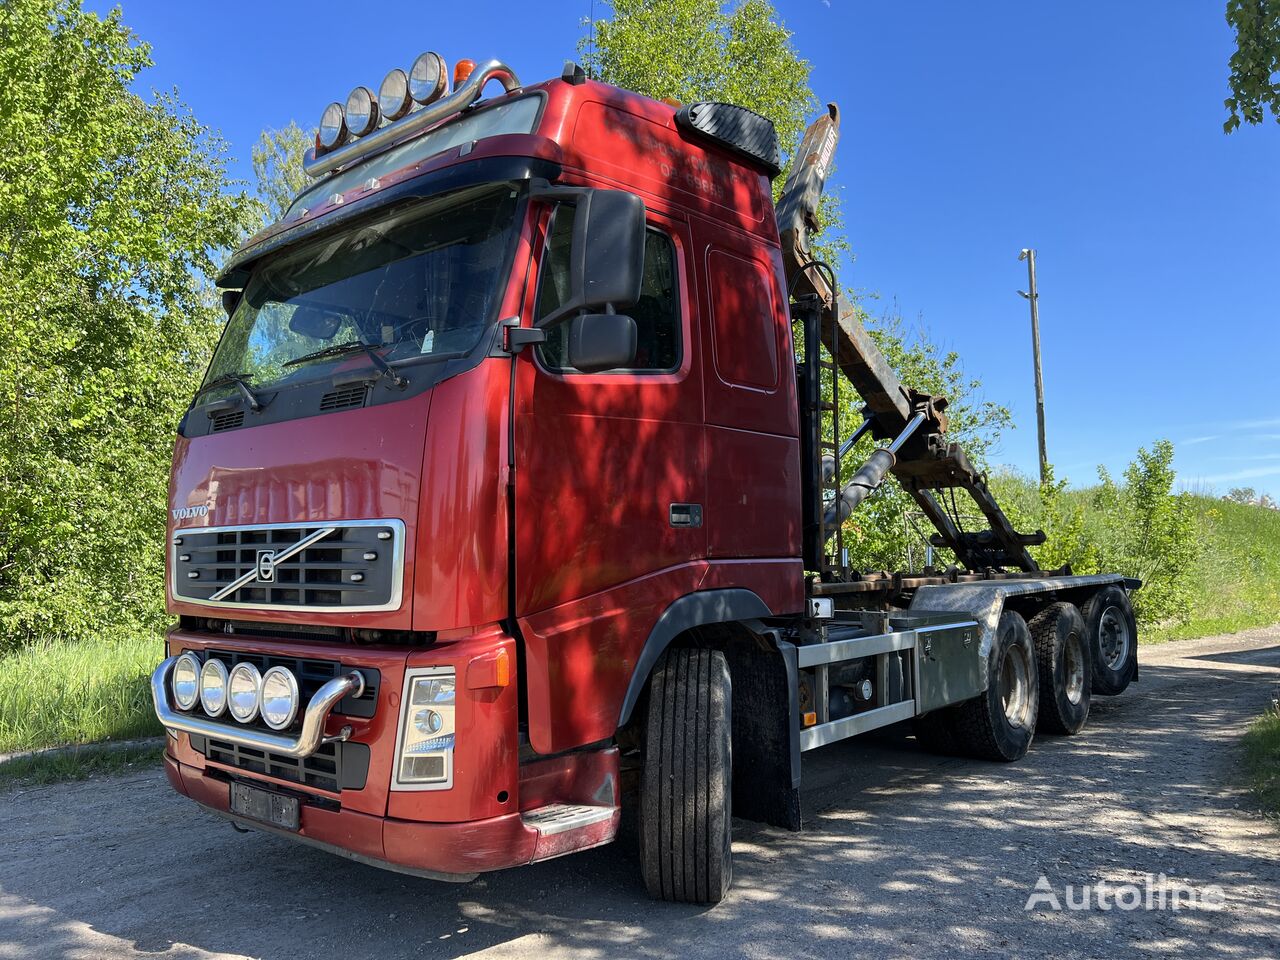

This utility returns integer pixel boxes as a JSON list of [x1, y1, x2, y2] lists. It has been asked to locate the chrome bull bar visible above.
[[151, 655, 365, 759]]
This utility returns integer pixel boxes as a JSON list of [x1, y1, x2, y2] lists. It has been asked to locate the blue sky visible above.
[[93, 0, 1279, 496]]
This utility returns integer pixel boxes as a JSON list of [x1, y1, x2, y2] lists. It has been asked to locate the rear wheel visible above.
[[1030, 602, 1091, 734], [640, 648, 733, 904], [1082, 585, 1137, 696], [951, 611, 1038, 761]]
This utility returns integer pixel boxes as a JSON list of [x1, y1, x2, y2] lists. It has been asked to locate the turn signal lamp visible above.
[[453, 58, 476, 87]]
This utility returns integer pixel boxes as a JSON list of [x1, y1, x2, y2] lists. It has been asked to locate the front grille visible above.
[[171, 520, 403, 611], [195, 736, 370, 793], [211, 410, 245, 432], [319, 384, 367, 411]]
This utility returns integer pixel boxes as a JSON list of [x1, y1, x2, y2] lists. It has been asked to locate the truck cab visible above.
[[153, 56, 1138, 904]]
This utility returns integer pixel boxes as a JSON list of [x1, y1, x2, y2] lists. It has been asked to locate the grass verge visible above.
[[0, 742, 162, 790], [1242, 702, 1280, 817], [1148, 497, 1280, 641], [0, 632, 163, 754]]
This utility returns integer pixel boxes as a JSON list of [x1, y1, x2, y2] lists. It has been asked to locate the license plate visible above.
[[230, 782, 300, 831]]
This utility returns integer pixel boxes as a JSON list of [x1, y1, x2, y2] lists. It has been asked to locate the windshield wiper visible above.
[[283, 340, 407, 388], [192, 372, 263, 412]]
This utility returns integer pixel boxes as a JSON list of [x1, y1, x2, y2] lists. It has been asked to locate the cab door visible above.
[[512, 199, 705, 753]]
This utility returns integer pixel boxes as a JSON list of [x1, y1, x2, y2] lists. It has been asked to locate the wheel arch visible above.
[[616, 588, 771, 728]]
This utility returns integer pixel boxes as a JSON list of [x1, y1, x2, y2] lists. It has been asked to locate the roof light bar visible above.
[[306, 57, 521, 179]]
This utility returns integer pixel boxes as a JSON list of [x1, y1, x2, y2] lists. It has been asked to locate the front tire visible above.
[[951, 611, 1039, 761], [640, 648, 733, 904], [1030, 602, 1091, 734], [1082, 585, 1137, 696]]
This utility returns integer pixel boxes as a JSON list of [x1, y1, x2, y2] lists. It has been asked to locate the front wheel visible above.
[[640, 648, 733, 904], [951, 610, 1039, 761]]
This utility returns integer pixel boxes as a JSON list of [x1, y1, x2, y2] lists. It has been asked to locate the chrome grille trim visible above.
[[170, 518, 405, 612]]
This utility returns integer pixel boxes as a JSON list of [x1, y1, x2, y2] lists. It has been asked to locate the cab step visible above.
[[521, 803, 615, 835]]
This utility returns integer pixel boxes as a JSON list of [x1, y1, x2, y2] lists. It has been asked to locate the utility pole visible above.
[[1018, 249, 1048, 484]]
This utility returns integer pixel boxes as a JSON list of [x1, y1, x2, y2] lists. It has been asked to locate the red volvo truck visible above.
[[152, 54, 1139, 904]]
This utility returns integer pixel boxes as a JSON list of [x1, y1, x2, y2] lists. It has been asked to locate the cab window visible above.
[[536, 207, 681, 373]]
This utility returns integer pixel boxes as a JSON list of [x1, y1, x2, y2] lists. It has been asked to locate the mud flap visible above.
[[724, 636, 802, 830]]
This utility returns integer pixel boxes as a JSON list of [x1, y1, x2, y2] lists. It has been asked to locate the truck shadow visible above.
[[2, 645, 1279, 959]]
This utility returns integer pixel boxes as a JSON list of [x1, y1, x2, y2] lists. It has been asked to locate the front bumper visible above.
[[165, 751, 620, 878], [157, 625, 621, 879]]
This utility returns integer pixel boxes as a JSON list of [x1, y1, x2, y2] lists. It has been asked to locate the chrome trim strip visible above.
[[169, 518, 406, 613], [304, 59, 522, 178], [152, 655, 365, 760]]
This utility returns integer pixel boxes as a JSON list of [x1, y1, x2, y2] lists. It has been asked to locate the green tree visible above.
[[0, 0, 254, 649], [251, 121, 313, 224], [1224, 0, 1280, 131]]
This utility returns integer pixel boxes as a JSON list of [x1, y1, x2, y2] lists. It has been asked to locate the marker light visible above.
[[344, 86, 380, 138], [378, 67, 413, 121], [317, 101, 348, 150], [171, 652, 201, 711], [227, 662, 262, 723], [409, 51, 448, 104], [259, 666, 300, 730], [199, 658, 229, 717], [453, 58, 476, 88]]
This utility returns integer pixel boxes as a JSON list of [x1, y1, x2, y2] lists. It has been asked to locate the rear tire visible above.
[[1082, 586, 1137, 696], [951, 611, 1038, 761], [1029, 602, 1091, 734], [640, 648, 733, 904]]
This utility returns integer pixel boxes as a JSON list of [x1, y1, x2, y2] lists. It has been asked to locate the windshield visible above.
[[202, 183, 520, 395]]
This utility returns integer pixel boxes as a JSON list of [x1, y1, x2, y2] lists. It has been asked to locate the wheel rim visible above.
[[1097, 605, 1131, 670], [1063, 631, 1085, 705], [999, 641, 1032, 728]]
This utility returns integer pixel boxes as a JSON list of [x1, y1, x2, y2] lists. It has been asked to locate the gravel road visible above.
[[2, 628, 1279, 960]]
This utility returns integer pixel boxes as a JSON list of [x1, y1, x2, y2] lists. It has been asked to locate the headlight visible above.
[[260, 666, 299, 730], [408, 51, 448, 105], [199, 658, 229, 717], [317, 101, 347, 151], [227, 662, 262, 723], [378, 67, 412, 122], [395, 670, 455, 787], [171, 652, 201, 711], [344, 85, 379, 138]]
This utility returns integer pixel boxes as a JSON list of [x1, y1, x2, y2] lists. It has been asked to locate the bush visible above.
[[989, 440, 1200, 629]]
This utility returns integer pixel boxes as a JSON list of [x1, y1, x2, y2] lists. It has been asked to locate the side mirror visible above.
[[533, 185, 646, 327], [288, 304, 348, 340], [221, 290, 242, 316], [579, 190, 645, 311], [567, 313, 637, 373]]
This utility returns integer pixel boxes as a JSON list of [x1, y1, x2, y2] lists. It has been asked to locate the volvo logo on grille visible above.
[[172, 505, 209, 521], [256, 550, 277, 582]]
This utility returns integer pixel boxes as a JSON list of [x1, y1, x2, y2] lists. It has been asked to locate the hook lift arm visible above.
[[776, 104, 1045, 574]]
